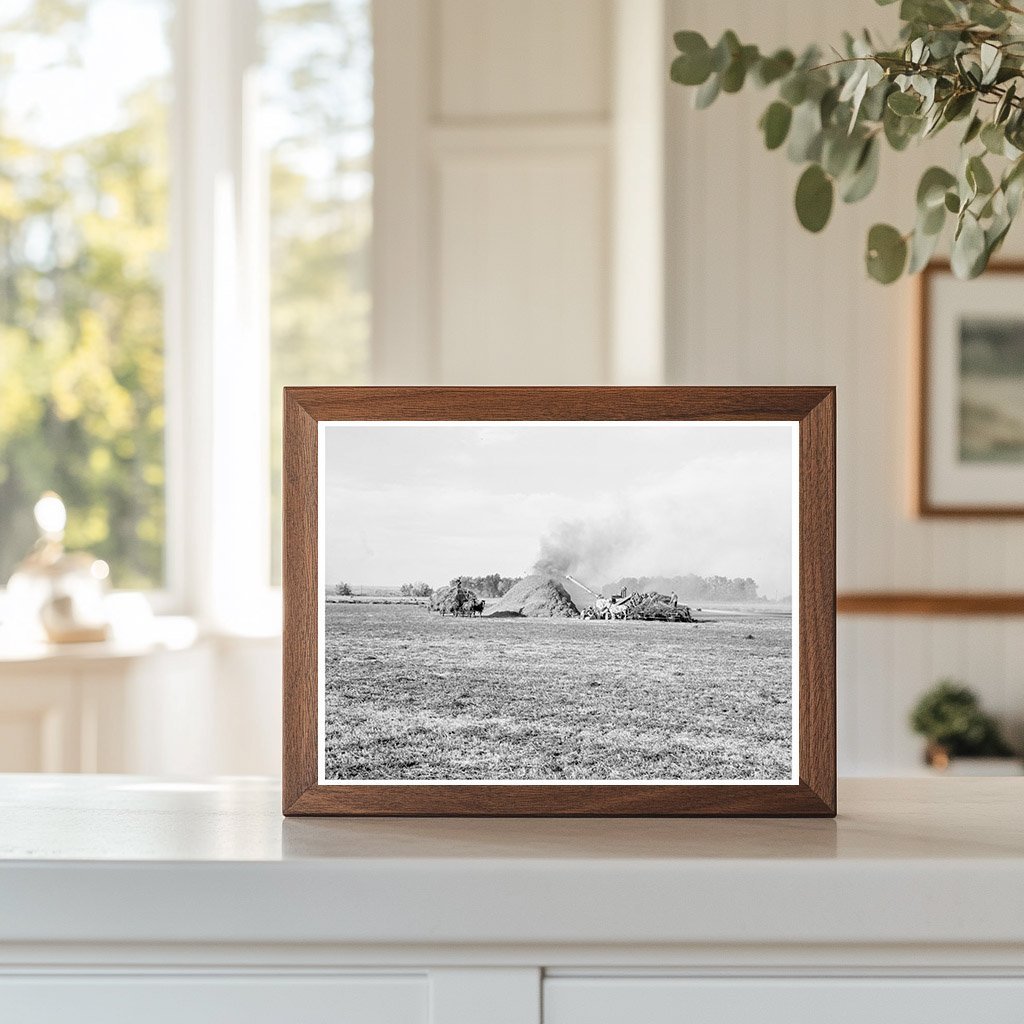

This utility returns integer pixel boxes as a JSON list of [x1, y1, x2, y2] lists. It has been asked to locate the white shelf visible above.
[[3, 775, 1023, 1020], [1, 776, 1023, 953], [0, 616, 199, 665]]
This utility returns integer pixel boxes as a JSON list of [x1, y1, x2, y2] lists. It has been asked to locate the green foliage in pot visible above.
[[670, 0, 1024, 283], [909, 679, 1015, 757]]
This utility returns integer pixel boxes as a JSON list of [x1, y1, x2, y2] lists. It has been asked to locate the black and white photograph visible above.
[[318, 420, 798, 784]]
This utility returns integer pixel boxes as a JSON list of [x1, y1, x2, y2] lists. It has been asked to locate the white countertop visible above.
[[2, 775, 1022, 952]]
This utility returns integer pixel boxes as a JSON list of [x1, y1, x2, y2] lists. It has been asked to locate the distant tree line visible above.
[[400, 582, 434, 597], [602, 574, 762, 602], [331, 577, 520, 599], [451, 574, 521, 598]]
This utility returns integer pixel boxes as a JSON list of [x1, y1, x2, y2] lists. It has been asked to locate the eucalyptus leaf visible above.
[[884, 106, 921, 150], [921, 200, 946, 235], [840, 60, 884, 130], [671, 51, 711, 87], [842, 137, 880, 203], [1004, 158, 1024, 216], [913, 75, 937, 111], [970, 2, 1009, 29], [866, 223, 908, 283], [1006, 173, 1024, 218], [710, 31, 740, 73], [942, 91, 974, 122], [956, 55, 982, 89], [904, 0, 959, 28], [958, 159, 978, 207], [822, 128, 863, 178], [779, 74, 807, 107], [674, 29, 706, 53], [694, 73, 721, 109], [981, 121, 1006, 155], [795, 164, 834, 232], [760, 102, 793, 150], [951, 211, 987, 278], [987, 210, 1013, 259], [922, 108, 942, 137], [967, 154, 995, 195], [820, 85, 841, 126], [917, 166, 957, 210], [787, 101, 823, 162], [721, 44, 759, 93], [980, 42, 1003, 86], [908, 222, 942, 273], [888, 90, 921, 115], [861, 79, 892, 122], [996, 83, 1017, 125], [962, 115, 983, 145], [754, 49, 795, 87], [927, 30, 962, 60]]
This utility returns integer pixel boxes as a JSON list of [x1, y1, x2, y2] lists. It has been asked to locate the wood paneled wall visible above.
[[665, 0, 1024, 772], [374, 0, 1024, 774], [375, 0, 615, 386]]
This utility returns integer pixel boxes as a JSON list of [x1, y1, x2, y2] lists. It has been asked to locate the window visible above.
[[0, 0, 172, 589], [0, 0, 373, 614], [262, 0, 373, 581]]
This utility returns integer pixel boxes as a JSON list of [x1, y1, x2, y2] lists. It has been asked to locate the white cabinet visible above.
[[544, 977, 1024, 1024], [2, 777, 1023, 1024], [1, 975, 428, 1024]]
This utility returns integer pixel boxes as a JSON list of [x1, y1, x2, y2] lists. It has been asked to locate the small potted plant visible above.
[[910, 680, 1020, 774]]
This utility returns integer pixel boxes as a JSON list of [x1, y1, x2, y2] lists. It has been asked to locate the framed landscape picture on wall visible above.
[[918, 262, 1024, 516], [282, 387, 836, 817]]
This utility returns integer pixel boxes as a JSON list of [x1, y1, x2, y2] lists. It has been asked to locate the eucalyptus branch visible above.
[[670, 0, 1024, 283]]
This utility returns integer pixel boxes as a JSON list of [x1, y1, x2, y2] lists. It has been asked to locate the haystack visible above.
[[483, 574, 578, 618], [429, 584, 480, 616]]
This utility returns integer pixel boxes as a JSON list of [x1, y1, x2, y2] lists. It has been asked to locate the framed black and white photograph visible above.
[[283, 387, 835, 816], [918, 262, 1024, 517]]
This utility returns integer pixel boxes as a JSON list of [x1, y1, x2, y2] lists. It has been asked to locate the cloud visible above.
[[323, 422, 795, 594]]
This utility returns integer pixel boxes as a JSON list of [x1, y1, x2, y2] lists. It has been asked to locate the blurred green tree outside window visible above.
[[0, 0, 372, 594], [263, 0, 372, 583], [0, 0, 171, 589]]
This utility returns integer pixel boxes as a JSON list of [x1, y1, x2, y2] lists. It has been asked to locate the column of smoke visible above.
[[533, 512, 642, 581]]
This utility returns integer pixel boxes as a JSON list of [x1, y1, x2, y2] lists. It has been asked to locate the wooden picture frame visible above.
[[917, 261, 1024, 517], [283, 387, 836, 817]]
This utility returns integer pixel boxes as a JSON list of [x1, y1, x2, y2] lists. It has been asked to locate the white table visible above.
[[1, 776, 1023, 1023]]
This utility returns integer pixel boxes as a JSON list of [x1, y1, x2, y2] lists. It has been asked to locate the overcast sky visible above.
[[323, 421, 796, 597]]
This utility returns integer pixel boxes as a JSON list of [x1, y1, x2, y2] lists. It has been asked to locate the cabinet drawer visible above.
[[544, 977, 1024, 1024], [0, 974, 428, 1024]]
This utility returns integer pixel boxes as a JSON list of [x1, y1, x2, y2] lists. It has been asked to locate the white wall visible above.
[[374, 0, 667, 386], [200, 0, 1024, 779], [665, 0, 1024, 772]]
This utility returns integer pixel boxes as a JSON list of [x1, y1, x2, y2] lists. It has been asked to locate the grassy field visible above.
[[322, 603, 793, 782]]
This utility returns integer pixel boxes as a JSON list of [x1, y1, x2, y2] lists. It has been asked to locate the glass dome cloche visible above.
[[5, 492, 111, 644]]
